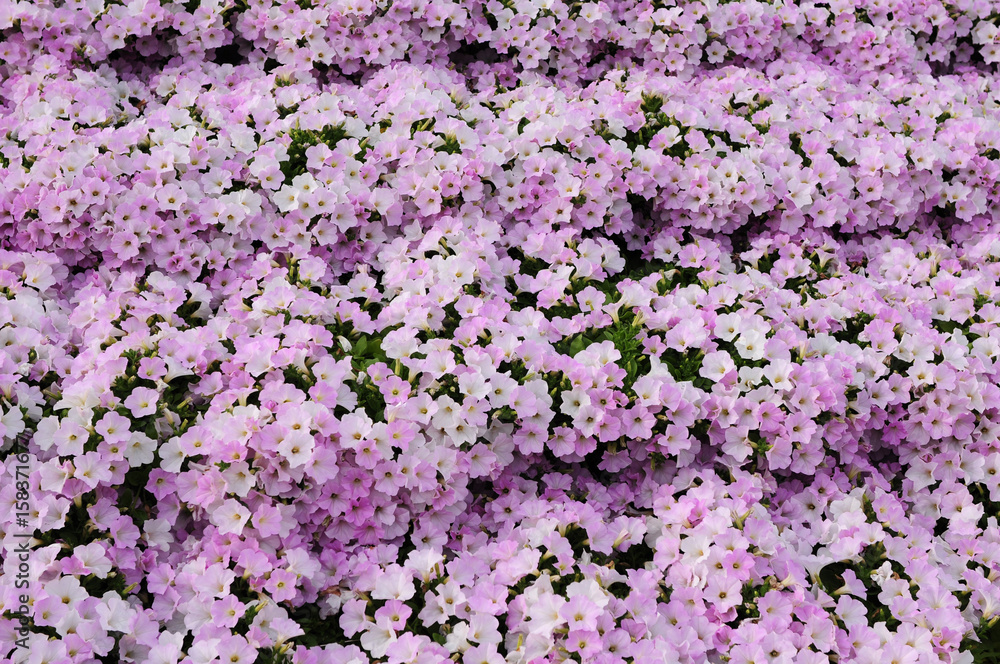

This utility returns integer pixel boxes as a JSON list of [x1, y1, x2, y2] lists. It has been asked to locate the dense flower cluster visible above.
[[1, 1, 1000, 664], [2, 0, 1000, 82], [3, 59, 1000, 276]]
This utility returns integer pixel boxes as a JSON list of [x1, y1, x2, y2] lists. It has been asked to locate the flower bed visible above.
[[3, 0, 999, 82], [1, 2, 1000, 664], [2, 61, 1000, 276]]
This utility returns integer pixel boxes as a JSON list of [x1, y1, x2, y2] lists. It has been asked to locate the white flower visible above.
[[75, 542, 112, 578], [458, 371, 490, 400], [291, 173, 318, 194], [559, 387, 591, 418], [211, 499, 250, 536], [700, 350, 735, 382], [566, 578, 609, 609], [360, 619, 396, 658], [735, 329, 766, 361], [186, 636, 221, 664], [579, 2, 604, 22], [763, 358, 794, 391], [142, 518, 174, 550], [870, 561, 893, 586], [97, 591, 133, 632], [445, 621, 471, 653], [123, 432, 156, 466], [52, 382, 100, 412], [38, 459, 70, 493], [525, 591, 566, 635], [158, 438, 186, 473], [738, 366, 765, 389], [273, 185, 300, 212], [714, 312, 742, 342], [276, 429, 315, 468], [680, 532, 713, 564], [222, 461, 255, 497], [32, 416, 60, 451], [404, 549, 444, 583], [371, 564, 415, 601]]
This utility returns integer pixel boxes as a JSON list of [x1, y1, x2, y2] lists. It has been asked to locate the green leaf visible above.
[[818, 562, 851, 594]]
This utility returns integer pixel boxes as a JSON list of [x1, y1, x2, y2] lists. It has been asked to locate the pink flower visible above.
[[559, 596, 601, 632], [96, 411, 131, 444], [215, 634, 256, 664], [264, 568, 299, 603], [71, 542, 113, 578], [123, 387, 159, 417], [565, 629, 602, 659], [385, 633, 423, 664], [463, 643, 505, 664], [374, 600, 412, 631], [251, 503, 285, 538], [73, 451, 112, 489], [573, 404, 604, 437], [211, 596, 247, 629], [53, 419, 89, 456]]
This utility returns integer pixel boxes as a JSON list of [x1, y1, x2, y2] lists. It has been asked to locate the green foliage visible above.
[[788, 133, 811, 167], [933, 319, 964, 335], [619, 99, 689, 154], [734, 581, 769, 623], [256, 648, 293, 664], [817, 561, 851, 594], [411, 118, 436, 136], [561, 333, 596, 357], [288, 602, 347, 648], [350, 332, 390, 375], [640, 92, 664, 115], [813, 540, 922, 632], [964, 618, 1000, 664], [119, 468, 156, 527], [833, 312, 874, 342], [660, 347, 708, 388], [32, 492, 135, 610], [554, 310, 650, 393], [611, 540, 655, 572], [163, 373, 203, 414], [283, 365, 316, 392], [506, 247, 545, 279], [36, 493, 95, 548], [972, 483, 1000, 532], [344, 332, 393, 421], [438, 135, 462, 154], [282, 123, 348, 181], [604, 310, 647, 391], [174, 299, 205, 325]]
